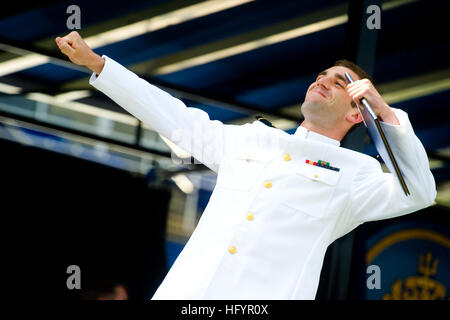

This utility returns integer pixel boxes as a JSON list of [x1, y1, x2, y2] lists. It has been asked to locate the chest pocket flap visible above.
[[281, 163, 342, 218], [295, 163, 342, 186], [216, 150, 273, 191]]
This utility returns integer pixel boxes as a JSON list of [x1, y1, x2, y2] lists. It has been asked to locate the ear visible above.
[[345, 107, 363, 125]]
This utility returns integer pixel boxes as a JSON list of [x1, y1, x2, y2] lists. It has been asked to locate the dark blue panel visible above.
[[0, 0, 165, 41], [157, 24, 347, 108], [375, 0, 450, 83], [236, 79, 307, 108], [96, 0, 347, 63], [391, 90, 450, 130], [165, 240, 184, 268], [432, 166, 450, 184], [414, 124, 450, 151], [363, 123, 450, 156], [183, 99, 247, 122], [15, 62, 88, 82], [15, 0, 347, 83]]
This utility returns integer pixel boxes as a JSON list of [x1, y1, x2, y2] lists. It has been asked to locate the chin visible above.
[[302, 100, 324, 114]]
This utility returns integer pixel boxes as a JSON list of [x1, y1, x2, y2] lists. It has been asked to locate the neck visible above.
[[300, 120, 346, 141]]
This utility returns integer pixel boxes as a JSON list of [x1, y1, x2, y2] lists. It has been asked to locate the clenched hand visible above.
[[347, 78, 399, 125], [55, 31, 105, 75]]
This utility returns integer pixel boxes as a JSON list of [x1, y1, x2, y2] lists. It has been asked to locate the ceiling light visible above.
[[0, 82, 22, 94], [152, 0, 418, 75], [159, 134, 191, 159], [382, 78, 450, 105], [171, 174, 194, 194], [0, 0, 253, 77], [0, 54, 49, 77], [26, 92, 138, 125], [85, 0, 253, 48], [153, 15, 348, 75], [54, 90, 92, 102]]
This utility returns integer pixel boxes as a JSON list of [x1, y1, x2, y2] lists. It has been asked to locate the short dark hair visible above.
[[333, 59, 372, 83]]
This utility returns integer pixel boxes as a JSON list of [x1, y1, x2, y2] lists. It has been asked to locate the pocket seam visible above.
[[295, 164, 342, 186]]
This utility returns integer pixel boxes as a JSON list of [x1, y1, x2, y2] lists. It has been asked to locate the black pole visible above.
[[317, 0, 381, 300]]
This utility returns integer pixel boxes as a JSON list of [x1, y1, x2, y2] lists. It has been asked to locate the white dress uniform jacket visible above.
[[90, 56, 437, 300]]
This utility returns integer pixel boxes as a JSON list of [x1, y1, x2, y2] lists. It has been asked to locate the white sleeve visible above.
[[348, 108, 437, 225], [89, 55, 229, 172]]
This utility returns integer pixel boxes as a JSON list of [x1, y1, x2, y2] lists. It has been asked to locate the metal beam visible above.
[[0, 108, 214, 183], [0, 37, 91, 74], [0, 38, 300, 123], [0, 108, 170, 158]]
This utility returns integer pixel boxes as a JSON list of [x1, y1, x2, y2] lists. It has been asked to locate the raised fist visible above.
[[56, 31, 104, 74]]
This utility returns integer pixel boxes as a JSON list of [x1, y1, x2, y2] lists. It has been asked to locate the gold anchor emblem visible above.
[[383, 252, 447, 300]]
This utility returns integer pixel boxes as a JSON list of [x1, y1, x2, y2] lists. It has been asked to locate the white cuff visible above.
[[89, 54, 109, 85]]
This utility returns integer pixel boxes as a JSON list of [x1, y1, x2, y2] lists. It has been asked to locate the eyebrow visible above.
[[316, 70, 347, 85]]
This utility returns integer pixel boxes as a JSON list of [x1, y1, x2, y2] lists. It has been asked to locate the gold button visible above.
[[229, 246, 237, 254], [313, 173, 319, 178], [264, 181, 272, 188], [283, 153, 291, 161], [247, 213, 254, 221]]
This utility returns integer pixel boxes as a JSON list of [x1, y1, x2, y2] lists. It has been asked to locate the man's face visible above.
[[301, 66, 360, 129]]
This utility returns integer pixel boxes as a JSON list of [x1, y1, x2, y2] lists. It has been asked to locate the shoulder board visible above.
[[255, 115, 278, 128]]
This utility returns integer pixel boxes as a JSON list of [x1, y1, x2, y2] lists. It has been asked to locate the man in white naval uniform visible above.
[[56, 31, 436, 300]]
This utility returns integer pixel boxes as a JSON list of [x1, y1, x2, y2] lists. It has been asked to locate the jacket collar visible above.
[[293, 126, 340, 147]]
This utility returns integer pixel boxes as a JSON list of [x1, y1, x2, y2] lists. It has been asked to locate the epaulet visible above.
[[255, 115, 278, 128]]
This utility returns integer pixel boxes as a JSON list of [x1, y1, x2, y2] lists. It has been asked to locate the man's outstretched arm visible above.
[[56, 31, 235, 172]]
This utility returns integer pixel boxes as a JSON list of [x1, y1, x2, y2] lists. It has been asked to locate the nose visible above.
[[316, 77, 330, 90]]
